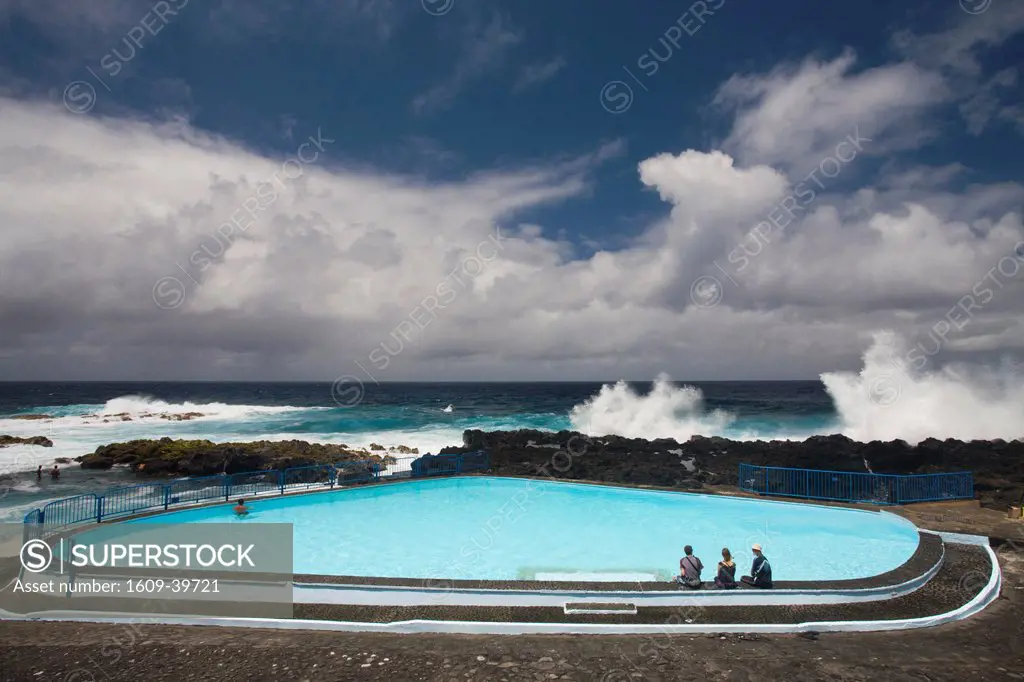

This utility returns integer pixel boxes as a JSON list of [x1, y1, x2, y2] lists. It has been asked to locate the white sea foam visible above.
[[95, 395, 315, 419], [0, 395, 317, 432], [566, 333, 1024, 445], [568, 374, 736, 441], [0, 447, 55, 475], [0, 424, 462, 476], [821, 331, 1024, 445], [4, 341, 1020, 483], [0, 395, 323, 474], [274, 429, 467, 459], [0, 497, 54, 523]]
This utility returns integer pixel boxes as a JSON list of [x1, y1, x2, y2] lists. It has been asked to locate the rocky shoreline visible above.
[[64, 430, 1024, 511], [436, 430, 1024, 511], [75, 438, 402, 477], [0, 435, 53, 447], [9, 412, 208, 423]]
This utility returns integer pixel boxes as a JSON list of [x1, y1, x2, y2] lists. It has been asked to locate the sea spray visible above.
[[821, 331, 1024, 444], [95, 395, 315, 419], [568, 374, 736, 440]]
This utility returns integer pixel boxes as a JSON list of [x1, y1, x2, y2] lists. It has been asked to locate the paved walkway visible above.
[[0, 542, 1021, 681]]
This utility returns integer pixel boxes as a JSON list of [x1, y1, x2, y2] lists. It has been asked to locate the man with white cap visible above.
[[740, 543, 773, 588]]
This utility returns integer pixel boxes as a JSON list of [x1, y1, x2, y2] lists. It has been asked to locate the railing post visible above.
[[164, 485, 170, 510], [223, 474, 230, 501], [280, 469, 286, 495], [96, 496, 104, 524]]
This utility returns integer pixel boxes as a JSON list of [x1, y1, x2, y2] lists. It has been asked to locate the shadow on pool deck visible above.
[[292, 542, 989, 625], [293, 531, 943, 593]]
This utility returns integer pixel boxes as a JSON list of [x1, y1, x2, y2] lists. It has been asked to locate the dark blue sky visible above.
[[0, 0, 1022, 382], [3, 0, 1019, 249]]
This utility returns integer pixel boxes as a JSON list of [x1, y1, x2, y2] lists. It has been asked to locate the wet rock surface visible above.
[[74, 438, 395, 477], [441, 430, 1024, 510], [80, 412, 207, 422], [0, 434, 53, 447]]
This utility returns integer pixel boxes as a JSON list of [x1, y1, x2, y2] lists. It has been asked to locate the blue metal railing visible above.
[[411, 454, 461, 477], [737, 463, 974, 505], [896, 472, 974, 503], [282, 464, 336, 490], [459, 451, 490, 472], [334, 460, 380, 484], [227, 470, 280, 499], [41, 494, 100, 530], [409, 451, 489, 478], [22, 451, 491, 534], [166, 475, 228, 507], [100, 483, 167, 520], [23, 508, 43, 544]]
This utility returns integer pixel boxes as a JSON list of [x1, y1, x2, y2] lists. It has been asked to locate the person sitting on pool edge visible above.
[[232, 499, 250, 516], [676, 545, 704, 589], [740, 544, 773, 588], [715, 547, 738, 589]]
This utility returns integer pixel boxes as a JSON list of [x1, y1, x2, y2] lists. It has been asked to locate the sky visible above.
[[0, 0, 1022, 381]]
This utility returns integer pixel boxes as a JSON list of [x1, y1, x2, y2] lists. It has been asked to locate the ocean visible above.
[[0, 379, 837, 522], [1, 368, 1021, 522]]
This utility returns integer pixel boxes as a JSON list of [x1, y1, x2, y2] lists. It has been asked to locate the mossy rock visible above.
[[76, 438, 389, 478]]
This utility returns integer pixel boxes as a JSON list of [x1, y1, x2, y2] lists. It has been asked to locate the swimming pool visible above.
[[127, 476, 921, 581]]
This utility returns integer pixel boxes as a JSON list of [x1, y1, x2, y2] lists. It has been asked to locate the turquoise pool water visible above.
[[128, 477, 921, 581]]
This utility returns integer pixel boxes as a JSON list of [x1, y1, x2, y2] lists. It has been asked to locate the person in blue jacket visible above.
[[740, 543, 773, 588]]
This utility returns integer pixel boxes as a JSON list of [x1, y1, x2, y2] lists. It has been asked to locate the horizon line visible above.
[[0, 378, 826, 384]]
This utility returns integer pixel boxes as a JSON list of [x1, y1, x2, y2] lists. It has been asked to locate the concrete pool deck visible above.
[[289, 540, 993, 626], [2, 498, 1019, 680], [2, 571, 1019, 682], [0, 537, 999, 635]]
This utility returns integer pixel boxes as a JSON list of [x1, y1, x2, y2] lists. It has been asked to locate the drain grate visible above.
[[563, 602, 638, 615]]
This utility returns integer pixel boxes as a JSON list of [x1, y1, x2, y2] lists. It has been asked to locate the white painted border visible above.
[[1, 538, 999, 635], [563, 603, 638, 615]]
